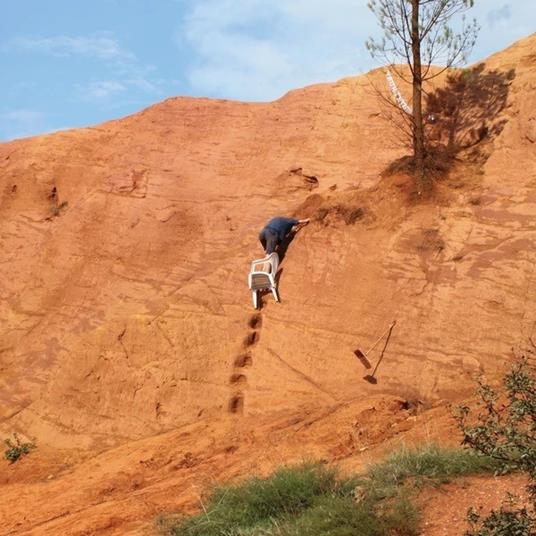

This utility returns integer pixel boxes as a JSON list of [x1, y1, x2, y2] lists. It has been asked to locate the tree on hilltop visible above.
[[367, 0, 479, 192]]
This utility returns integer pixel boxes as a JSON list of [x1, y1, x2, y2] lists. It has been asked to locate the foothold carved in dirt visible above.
[[228, 394, 244, 414], [229, 373, 247, 386], [234, 354, 253, 368], [243, 331, 258, 348], [248, 314, 262, 329]]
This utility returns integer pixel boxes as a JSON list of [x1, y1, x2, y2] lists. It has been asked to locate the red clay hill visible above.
[[0, 34, 535, 535]]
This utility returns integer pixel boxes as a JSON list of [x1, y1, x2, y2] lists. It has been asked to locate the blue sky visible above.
[[1, 1, 533, 140]]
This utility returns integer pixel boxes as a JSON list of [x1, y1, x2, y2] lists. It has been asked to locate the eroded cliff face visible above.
[[0, 34, 535, 535]]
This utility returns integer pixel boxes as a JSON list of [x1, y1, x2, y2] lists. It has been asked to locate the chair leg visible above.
[[271, 286, 280, 303], [252, 290, 259, 309]]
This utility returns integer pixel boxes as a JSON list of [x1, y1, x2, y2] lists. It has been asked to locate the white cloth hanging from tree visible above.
[[386, 69, 412, 115]]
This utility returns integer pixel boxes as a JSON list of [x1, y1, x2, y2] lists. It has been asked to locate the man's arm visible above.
[[290, 218, 310, 233]]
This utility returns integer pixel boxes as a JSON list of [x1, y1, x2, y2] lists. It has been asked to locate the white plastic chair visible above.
[[248, 252, 280, 309]]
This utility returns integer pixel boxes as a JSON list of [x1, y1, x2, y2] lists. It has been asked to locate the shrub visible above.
[[456, 357, 535, 534], [4, 433, 36, 463], [466, 501, 533, 536]]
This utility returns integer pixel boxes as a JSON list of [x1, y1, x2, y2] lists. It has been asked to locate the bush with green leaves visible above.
[[456, 357, 535, 535], [3, 433, 36, 463], [466, 500, 533, 536]]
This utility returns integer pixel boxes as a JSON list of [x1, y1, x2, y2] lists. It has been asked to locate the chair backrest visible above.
[[252, 260, 272, 274], [251, 252, 279, 275]]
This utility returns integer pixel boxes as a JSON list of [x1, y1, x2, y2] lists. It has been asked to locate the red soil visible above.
[[0, 33, 535, 535]]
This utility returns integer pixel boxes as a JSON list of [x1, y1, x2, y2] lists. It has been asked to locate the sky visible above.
[[1, 1, 534, 141]]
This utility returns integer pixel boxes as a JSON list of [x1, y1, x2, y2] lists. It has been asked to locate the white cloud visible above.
[[76, 80, 127, 100], [125, 77, 160, 93], [13, 34, 134, 61], [178, 0, 376, 101], [178, 0, 535, 102], [75, 76, 167, 102], [469, 1, 534, 63], [12, 33, 166, 103]]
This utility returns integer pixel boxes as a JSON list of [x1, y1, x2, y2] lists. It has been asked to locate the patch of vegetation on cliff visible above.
[[162, 445, 497, 536]]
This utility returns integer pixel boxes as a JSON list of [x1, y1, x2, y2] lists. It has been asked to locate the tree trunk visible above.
[[411, 0, 426, 193]]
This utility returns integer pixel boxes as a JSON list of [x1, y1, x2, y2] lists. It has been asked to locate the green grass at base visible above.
[[163, 445, 498, 536]]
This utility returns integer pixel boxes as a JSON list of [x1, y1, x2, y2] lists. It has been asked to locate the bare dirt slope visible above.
[[0, 34, 535, 535]]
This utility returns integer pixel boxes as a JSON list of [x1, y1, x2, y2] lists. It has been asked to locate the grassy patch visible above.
[[163, 445, 497, 536], [362, 444, 498, 500]]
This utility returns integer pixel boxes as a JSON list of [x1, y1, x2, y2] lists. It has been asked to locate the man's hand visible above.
[[297, 218, 310, 225]]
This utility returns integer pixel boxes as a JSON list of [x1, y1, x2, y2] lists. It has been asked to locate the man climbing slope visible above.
[[259, 216, 310, 254]]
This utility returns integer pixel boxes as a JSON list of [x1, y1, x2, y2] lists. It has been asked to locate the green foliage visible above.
[[168, 463, 366, 536], [366, 0, 480, 190], [366, 0, 479, 74], [456, 357, 536, 534], [466, 500, 533, 536], [3, 433, 36, 463], [177, 463, 351, 533], [362, 443, 497, 499], [165, 446, 496, 536], [273, 494, 420, 536], [456, 358, 536, 484]]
